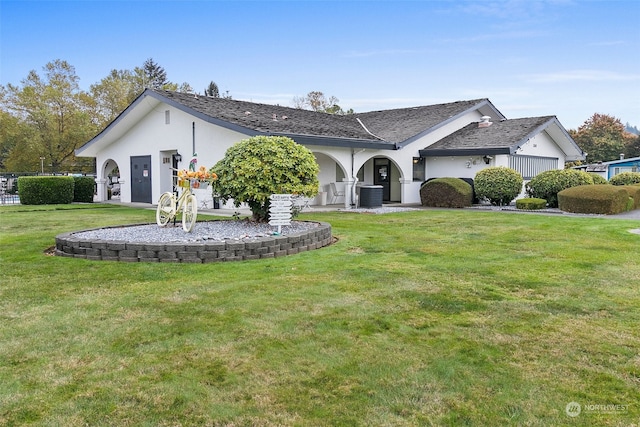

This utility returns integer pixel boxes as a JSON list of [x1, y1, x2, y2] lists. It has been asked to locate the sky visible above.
[[1, 0, 639, 130]]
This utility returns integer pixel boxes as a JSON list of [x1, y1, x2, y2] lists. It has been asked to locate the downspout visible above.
[[192, 122, 196, 155]]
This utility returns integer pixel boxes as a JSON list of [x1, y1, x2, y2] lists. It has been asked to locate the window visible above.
[[613, 166, 638, 176], [412, 157, 425, 182], [509, 155, 558, 179]]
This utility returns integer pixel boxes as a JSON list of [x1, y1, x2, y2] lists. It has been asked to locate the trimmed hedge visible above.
[[558, 184, 630, 215], [515, 198, 547, 210], [609, 171, 640, 186], [475, 167, 523, 206], [73, 176, 95, 203], [420, 178, 473, 208], [526, 169, 594, 208], [618, 185, 640, 209], [18, 176, 75, 205]]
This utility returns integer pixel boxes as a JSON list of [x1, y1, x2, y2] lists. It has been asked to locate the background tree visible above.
[[205, 81, 220, 97], [1, 60, 96, 173], [142, 58, 168, 89], [292, 91, 353, 115], [569, 113, 632, 163], [625, 134, 640, 158], [89, 69, 141, 127], [211, 136, 319, 221]]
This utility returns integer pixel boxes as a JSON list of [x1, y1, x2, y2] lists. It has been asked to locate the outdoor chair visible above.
[[329, 182, 345, 204]]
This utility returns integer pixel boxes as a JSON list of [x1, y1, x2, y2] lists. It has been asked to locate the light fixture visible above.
[[174, 153, 182, 162], [483, 155, 493, 164]]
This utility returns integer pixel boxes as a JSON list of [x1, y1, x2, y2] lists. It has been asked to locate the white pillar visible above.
[[342, 177, 356, 209], [95, 179, 107, 202], [399, 178, 413, 204]]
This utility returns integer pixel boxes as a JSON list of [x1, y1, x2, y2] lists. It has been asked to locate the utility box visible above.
[[359, 185, 383, 208]]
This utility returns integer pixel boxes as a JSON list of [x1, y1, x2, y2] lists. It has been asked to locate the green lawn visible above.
[[1, 204, 639, 426]]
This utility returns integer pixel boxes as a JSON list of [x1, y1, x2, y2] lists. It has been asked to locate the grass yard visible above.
[[1, 204, 639, 426]]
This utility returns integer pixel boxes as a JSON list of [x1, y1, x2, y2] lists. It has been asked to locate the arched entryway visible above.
[[355, 156, 403, 203], [97, 159, 120, 202]]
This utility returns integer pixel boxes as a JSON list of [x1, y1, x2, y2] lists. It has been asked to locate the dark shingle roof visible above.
[[355, 100, 491, 143], [155, 90, 490, 146], [420, 116, 556, 156]]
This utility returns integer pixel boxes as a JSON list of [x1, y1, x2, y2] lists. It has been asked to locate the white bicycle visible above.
[[156, 180, 198, 232]]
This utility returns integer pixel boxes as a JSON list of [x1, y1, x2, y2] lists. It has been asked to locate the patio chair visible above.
[[329, 182, 344, 204]]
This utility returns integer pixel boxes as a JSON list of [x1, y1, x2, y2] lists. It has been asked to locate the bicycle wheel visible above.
[[156, 192, 175, 226], [182, 194, 198, 232]]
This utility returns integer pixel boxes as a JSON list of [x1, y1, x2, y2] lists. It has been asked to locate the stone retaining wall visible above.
[[55, 222, 332, 263]]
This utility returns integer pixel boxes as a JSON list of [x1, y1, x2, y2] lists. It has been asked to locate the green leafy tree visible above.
[[211, 136, 319, 221], [89, 69, 141, 126], [569, 114, 629, 163], [624, 134, 640, 159], [474, 166, 523, 206], [1, 60, 96, 173]]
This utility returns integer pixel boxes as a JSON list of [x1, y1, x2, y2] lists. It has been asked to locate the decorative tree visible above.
[[211, 136, 319, 221]]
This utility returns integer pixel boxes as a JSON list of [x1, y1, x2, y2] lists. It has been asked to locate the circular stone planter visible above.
[[55, 221, 332, 263]]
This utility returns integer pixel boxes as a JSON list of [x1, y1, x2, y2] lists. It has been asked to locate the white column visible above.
[[342, 177, 356, 209], [95, 179, 107, 202], [399, 178, 413, 204]]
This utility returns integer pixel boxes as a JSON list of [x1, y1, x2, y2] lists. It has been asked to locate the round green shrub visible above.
[[515, 198, 547, 210], [211, 135, 319, 221], [420, 178, 473, 208], [525, 169, 594, 208], [73, 176, 95, 203], [558, 184, 629, 215], [18, 176, 74, 205], [474, 167, 523, 206], [588, 173, 608, 184], [609, 172, 640, 186]]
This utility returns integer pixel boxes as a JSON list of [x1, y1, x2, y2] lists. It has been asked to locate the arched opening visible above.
[[99, 159, 120, 201], [355, 155, 404, 203]]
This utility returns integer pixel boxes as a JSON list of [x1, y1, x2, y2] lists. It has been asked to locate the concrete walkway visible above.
[[105, 199, 640, 220]]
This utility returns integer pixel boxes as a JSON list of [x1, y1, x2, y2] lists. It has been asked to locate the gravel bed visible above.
[[72, 220, 320, 243]]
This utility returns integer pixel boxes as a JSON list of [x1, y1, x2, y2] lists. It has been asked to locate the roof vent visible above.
[[620, 153, 625, 160], [478, 116, 493, 128]]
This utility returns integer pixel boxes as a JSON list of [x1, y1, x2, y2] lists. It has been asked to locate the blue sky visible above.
[[1, 0, 639, 130]]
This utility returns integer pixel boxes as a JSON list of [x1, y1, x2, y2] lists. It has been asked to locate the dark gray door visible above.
[[131, 155, 152, 203], [373, 158, 391, 202]]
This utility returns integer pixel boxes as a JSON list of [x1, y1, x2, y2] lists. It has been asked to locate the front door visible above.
[[131, 155, 152, 203], [373, 158, 391, 202]]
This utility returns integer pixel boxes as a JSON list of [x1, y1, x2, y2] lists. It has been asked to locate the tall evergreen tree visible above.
[[142, 58, 168, 89]]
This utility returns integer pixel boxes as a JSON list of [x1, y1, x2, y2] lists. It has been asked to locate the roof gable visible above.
[[420, 116, 585, 160]]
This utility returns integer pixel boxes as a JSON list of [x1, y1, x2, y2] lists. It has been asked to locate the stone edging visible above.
[[55, 221, 332, 263]]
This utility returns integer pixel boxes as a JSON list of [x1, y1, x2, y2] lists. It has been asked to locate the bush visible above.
[[618, 185, 640, 209], [420, 178, 472, 208], [526, 169, 594, 208], [18, 176, 74, 205], [609, 172, 640, 186], [558, 185, 630, 215], [474, 167, 523, 206], [589, 173, 608, 184], [515, 198, 547, 210], [73, 176, 95, 203], [211, 136, 319, 221]]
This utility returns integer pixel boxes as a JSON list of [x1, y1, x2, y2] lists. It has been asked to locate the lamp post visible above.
[[39, 157, 45, 175]]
